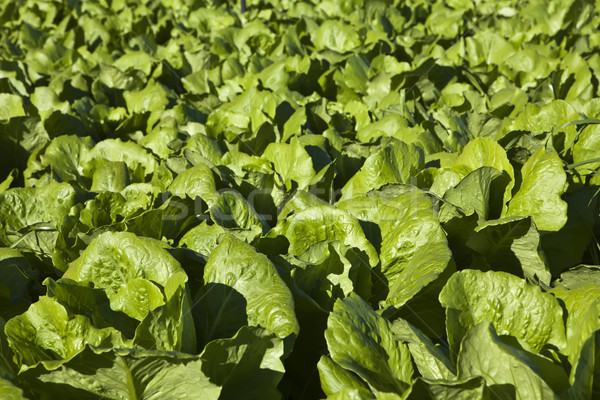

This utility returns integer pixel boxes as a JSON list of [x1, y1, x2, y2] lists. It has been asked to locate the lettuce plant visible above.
[[1, 0, 600, 398]]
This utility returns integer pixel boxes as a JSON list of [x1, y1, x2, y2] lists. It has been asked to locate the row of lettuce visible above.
[[1, 0, 600, 398]]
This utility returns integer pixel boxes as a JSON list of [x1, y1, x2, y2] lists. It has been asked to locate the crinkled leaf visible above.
[[271, 206, 379, 266], [200, 326, 286, 400], [0, 181, 75, 233], [90, 161, 131, 192], [391, 319, 456, 380], [262, 141, 315, 190], [466, 216, 551, 284], [325, 293, 413, 396], [505, 148, 568, 231], [134, 276, 196, 353], [38, 135, 94, 184], [318, 355, 372, 398], [123, 80, 172, 114], [312, 21, 362, 53], [0, 94, 25, 120], [65, 232, 185, 320], [83, 139, 158, 183], [203, 235, 299, 339], [458, 322, 568, 400], [340, 141, 424, 201], [44, 278, 138, 339], [448, 137, 514, 209], [339, 186, 453, 311], [439, 270, 566, 356], [209, 191, 269, 236], [442, 167, 509, 221], [17, 346, 221, 400], [4, 296, 127, 371], [167, 163, 219, 206]]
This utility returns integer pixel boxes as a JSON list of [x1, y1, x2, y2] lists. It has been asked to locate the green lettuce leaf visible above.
[[65, 232, 185, 320], [340, 141, 424, 201], [404, 377, 489, 400], [44, 277, 138, 339], [17, 346, 221, 400], [324, 293, 413, 396], [202, 235, 299, 341], [0, 94, 25, 120], [442, 166, 509, 221], [312, 20, 362, 53], [318, 355, 372, 398], [504, 148, 568, 231], [34, 135, 94, 186], [270, 206, 379, 266], [179, 221, 226, 256], [133, 274, 196, 354], [339, 186, 453, 324], [0, 182, 75, 233], [123, 79, 173, 114], [439, 270, 566, 356], [391, 318, 456, 381], [466, 216, 551, 284], [83, 139, 158, 184], [209, 191, 269, 239], [551, 273, 600, 398], [0, 248, 38, 320], [443, 137, 514, 210], [458, 322, 568, 400], [4, 296, 127, 371], [0, 378, 25, 400], [167, 163, 219, 207], [0, 181, 76, 271], [200, 326, 286, 400], [291, 241, 372, 311], [90, 161, 131, 193], [262, 140, 315, 190]]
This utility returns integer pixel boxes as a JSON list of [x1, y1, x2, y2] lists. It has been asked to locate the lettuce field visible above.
[[2, 0, 600, 398]]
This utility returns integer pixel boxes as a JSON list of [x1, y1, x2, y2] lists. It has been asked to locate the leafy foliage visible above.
[[1, 0, 600, 398]]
